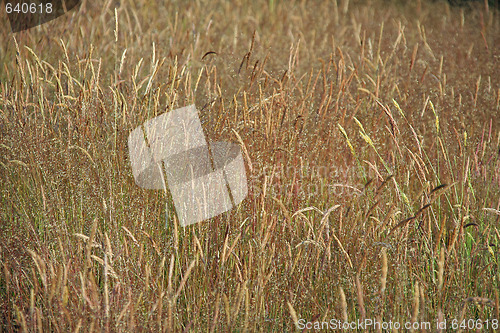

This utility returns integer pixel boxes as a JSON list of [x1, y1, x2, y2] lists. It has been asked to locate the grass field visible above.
[[1, 0, 499, 331]]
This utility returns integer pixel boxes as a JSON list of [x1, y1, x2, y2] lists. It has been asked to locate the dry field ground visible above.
[[1, 0, 499, 331]]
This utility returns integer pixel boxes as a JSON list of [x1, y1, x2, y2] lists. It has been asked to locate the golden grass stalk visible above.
[[410, 282, 419, 333], [339, 286, 348, 323], [286, 301, 299, 330], [355, 274, 366, 321], [380, 249, 388, 296], [438, 247, 445, 295]]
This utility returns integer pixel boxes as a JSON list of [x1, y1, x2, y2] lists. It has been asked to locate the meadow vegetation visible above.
[[1, 0, 499, 331]]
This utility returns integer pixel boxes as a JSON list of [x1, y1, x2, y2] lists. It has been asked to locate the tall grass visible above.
[[1, 0, 499, 331]]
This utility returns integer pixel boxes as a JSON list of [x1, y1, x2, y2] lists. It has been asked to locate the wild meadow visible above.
[[0, 0, 499, 331]]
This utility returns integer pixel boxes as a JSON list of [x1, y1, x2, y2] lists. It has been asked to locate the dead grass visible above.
[[1, 0, 499, 331]]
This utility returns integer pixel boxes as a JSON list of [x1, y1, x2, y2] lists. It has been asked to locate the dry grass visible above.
[[0, 0, 499, 331]]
